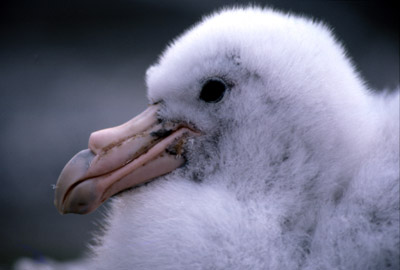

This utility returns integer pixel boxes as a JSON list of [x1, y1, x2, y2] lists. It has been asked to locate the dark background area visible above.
[[0, 0, 398, 269]]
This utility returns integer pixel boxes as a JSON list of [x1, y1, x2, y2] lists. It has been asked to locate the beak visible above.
[[54, 104, 198, 214]]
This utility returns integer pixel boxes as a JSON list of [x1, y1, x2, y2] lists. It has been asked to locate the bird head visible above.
[[54, 7, 369, 215]]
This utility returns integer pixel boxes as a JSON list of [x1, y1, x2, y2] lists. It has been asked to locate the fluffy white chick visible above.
[[16, 6, 399, 270], [90, 7, 399, 270]]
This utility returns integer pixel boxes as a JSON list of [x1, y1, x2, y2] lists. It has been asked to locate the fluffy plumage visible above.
[[16, 7, 399, 270]]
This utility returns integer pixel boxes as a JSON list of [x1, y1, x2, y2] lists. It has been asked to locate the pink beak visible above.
[[54, 104, 198, 214]]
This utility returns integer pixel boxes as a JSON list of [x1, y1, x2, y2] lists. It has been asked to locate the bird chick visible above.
[[16, 6, 399, 270]]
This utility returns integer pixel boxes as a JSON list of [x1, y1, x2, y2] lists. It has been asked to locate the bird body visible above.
[[16, 7, 399, 270]]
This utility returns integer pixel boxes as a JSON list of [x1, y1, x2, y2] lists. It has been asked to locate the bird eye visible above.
[[199, 79, 227, 103]]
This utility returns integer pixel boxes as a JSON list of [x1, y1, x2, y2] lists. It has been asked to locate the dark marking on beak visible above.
[[151, 129, 173, 139]]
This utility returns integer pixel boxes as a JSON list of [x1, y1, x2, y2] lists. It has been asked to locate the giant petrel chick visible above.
[[16, 7, 399, 270]]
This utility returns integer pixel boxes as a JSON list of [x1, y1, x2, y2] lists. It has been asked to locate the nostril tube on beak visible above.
[[88, 130, 113, 154], [88, 104, 162, 155]]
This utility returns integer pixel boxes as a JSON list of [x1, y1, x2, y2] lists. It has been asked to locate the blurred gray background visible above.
[[0, 0, 398, 268]]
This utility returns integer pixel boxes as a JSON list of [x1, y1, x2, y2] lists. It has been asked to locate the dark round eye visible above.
[[199, 79, 227, 103]]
